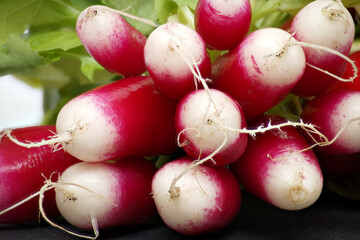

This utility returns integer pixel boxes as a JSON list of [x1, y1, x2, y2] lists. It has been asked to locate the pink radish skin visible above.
[[175, 89, 247, 166], [144, 23, 212, 100], [56, 76, 177, 162], [76, 5, 147, 76], [0, 126, 80, 223], [301, 90, 360, 155], [195, 0, 251, 50], [151, 157, 241, 236], [55, 158, 156, 229], [212, 27, 306, 120], [290, 0, 355, 97], [230, 116, 323, 210]]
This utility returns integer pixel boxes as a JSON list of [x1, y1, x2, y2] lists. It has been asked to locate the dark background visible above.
[[1, 189, 360, 240]]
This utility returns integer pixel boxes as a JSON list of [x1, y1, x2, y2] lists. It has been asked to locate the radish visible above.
[[56, 76, 178, 162], [151, 157, 241, 235], [144, 22, 212, 100], [76, 5, 147, 77], [6, 76, 177, 162], [211, 27, 306, 120], [53, 157, 157, 232], [175, 88, 248, 166], [230, 115, 323, 210], [301, 89, 360, 155], [194, 0, 252, 50], [0, 126, 79, 223], [290, 0, 355, 97]]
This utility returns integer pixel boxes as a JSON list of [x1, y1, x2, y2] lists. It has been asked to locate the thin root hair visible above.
[[169, 130, 228, 198], [267, 117, 360, 161], [287, 39, 357, 83], [4, 128, 73, 149], [114, 7, 159, 28], [194, 170, 223, 212]]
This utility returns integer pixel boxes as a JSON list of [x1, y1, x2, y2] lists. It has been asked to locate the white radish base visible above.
[[144, 23, 206, 80], [329, 93, 360, 152], [240, 28, 306, 87], [265, 152, 323, 210], [291, 0, 354, 61], [178, 89, 242, 152], [152, 159, 241, 235], [55, 162, 118, 229], [56, 95, 117, 162]]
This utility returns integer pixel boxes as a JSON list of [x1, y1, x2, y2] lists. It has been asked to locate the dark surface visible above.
[[1, 189, 360, 240]]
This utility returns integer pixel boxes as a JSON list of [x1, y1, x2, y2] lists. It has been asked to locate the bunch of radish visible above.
[[1, 0, 360, 238]]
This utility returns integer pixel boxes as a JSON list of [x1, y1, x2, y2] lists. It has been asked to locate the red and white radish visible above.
[[144, 22, 212, 100], [76, 5, 147, 76], [212, 27, 306, 120], [175, 88, 247, 166], [0, 126, 79, 223], [54, 157, 156, 230], [151, 157, 241, 236], [230, 115, 323, 210], [194, 0, 252, 50], [290, 0, 355, 97], [301, 89, 360, 155], [55, 76, 178, 162], [6, 76, 177, 162]]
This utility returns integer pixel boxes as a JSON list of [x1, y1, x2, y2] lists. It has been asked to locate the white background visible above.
[[0, 75, 44, 131]]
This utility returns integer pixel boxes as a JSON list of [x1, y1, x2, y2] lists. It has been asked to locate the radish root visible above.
[[274, 33, 358, 83], [267, 117, 360, 161], [3, 123, 82, 151]]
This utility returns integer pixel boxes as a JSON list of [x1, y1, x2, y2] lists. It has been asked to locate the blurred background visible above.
[[0, 75, 43, 131]]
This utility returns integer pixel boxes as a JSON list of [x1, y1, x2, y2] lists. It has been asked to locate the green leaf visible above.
[[68, 0, 103, 11], [0, 35, 50, 76], [266, 94, 304, 122], [177, 5, 195, 28], [173, 0, 198, 10], [27, 30, 82, 52], [0, 0, 79, 46], [14, 64, 71, 89], [101, 0, 157, 36], [62, 47, 116, 83], [79, 56, 105, 81], [155, 0, 178, 24]]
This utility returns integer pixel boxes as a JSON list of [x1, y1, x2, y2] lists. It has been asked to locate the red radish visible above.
[[231, 115, 323, 210], [315, 151, 360, 178], [212, 27, 306, 120], [330, 51, 360, 92], [290, 0, 355, 97], [151, 157, 241, 236], [194, 0, 251, 50], [144, 22, 212, 100], [76, 5, 147, 76], [56, 76, 178, 162], [6, 76, 177, 162], [175, 88, 247, 166], [301, 89, 360, 155], [0, 126, 79, 223], [54, 157, 157, 230]]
